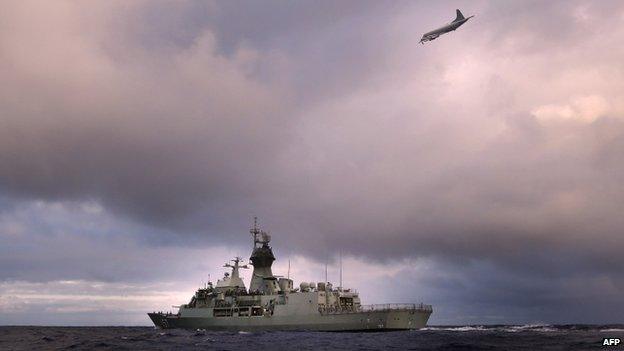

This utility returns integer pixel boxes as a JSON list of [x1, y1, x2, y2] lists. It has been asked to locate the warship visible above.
[[148, 219, 432, 331]]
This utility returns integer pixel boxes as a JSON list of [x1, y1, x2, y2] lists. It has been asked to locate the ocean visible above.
[[1, 324, 622, 350]]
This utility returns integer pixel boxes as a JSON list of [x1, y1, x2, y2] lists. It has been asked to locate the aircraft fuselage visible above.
[[419, 10, 474, 44], [424, 19, 468, 37]]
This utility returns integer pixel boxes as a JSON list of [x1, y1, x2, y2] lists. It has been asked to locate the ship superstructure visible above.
[[148, 219, 432, 331]]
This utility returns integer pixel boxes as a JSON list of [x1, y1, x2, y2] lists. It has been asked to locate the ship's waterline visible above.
[[148, 219, 432, 331]]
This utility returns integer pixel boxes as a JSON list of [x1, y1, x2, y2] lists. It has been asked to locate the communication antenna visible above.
[[339, 251, 343, 289], [288, 259, 291, 280], [325, 258, 328, 283]]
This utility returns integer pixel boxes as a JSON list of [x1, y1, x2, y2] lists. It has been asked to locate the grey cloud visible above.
[[0, 1, 295, 231]]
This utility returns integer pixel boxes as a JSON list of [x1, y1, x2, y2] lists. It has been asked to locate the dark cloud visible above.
[[0, 1, 295, 231]]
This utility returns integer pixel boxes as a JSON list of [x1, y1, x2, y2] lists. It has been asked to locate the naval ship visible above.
[[148, 219, 432, 331]]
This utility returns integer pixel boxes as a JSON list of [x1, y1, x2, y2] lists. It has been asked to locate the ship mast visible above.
[[250, 216, 261, 248], [224, 256, 248, 279]]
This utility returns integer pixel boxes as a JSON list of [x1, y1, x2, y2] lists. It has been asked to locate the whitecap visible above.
[[503, 324, 556, 333], [421, 326, 486, 332]]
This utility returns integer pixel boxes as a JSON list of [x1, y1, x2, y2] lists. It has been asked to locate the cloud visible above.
[[532, 95, 611, 124], [0, 279, 191, 325], [0, 2, 302, 239]]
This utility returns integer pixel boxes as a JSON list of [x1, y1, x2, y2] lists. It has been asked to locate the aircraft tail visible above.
[[454, 9, 465, 22]]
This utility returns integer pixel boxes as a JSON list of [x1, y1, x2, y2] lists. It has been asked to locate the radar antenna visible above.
[[250, 216, 271, 248], [250, 217, 260, 247]]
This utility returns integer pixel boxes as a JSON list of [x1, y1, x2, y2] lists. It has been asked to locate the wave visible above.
[[421, 324, 558, 333], [503, 324, 556, 333], [421, 326, 487, 332], [600, 329, 624, 332]]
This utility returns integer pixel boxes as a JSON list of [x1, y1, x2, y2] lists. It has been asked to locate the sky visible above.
[[1, 0, 624, 325]]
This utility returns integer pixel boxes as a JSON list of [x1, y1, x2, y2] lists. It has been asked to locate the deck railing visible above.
[[320, 303, 432, 315], [359, 303, 432, 312]]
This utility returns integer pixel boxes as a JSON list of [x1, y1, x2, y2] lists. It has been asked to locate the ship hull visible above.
[[148, 309, 431, 332]]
